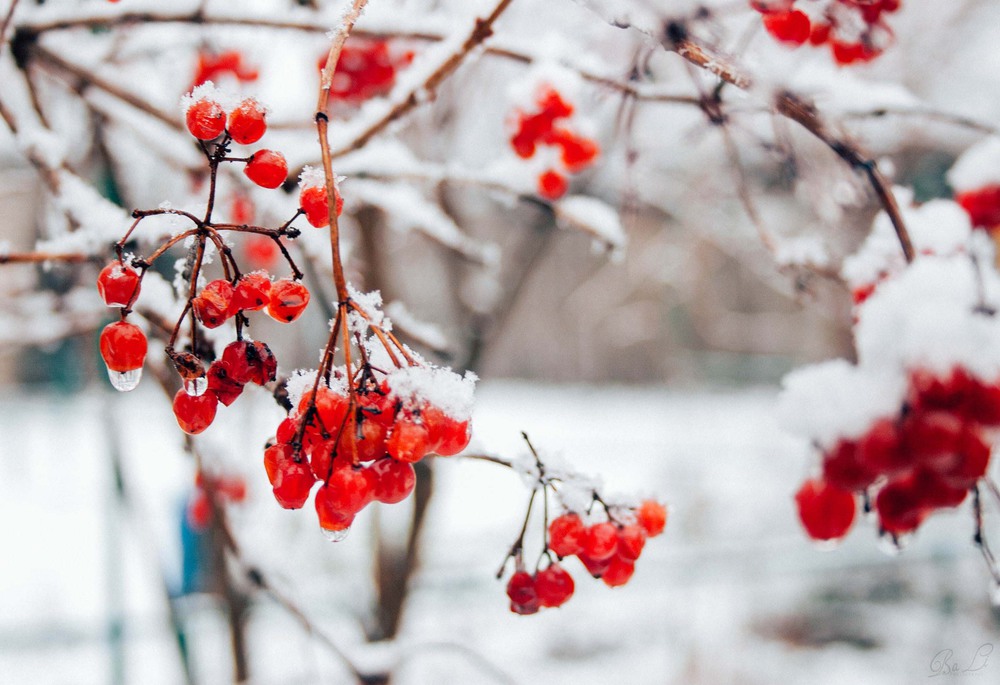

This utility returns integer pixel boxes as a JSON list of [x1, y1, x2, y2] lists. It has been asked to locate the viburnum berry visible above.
[[99, 321, 147, 372], [245, 235, 279, 269], [272, 458, 316, 510], [955, 186, 1000, 229], [193, 50, 258, 89], [616, 524, 647, 561], [300, 185, 344, 228], [370, 457, 416, 504], [601, 556, 635, 588], [244, 150, 288, 189], [548, 513, 585, 557], [538, 169, 568, 201], [387, 418, 432, 463], [422, 405, 471, 456], [577, 552, 611, 578], [267, 279, 310, 322], [206, 360, 244, 406], [264, 443, 295, 485], [97, 262, 141, 307], [172, 388, 218, 435], [875, 477, 924, 535], [192, 279, 235, 328], [762, 10, 811, 47], [315, 485, 356, 536], [221, 340, 277, 386], [231, 272, 272, 311], [227, 98, 267, 145], [187, 491, 213, 530], [322, 466, 375, 515], [636, 500, 667, 537], [535, 564, 575, 608], [338, 415, 388, 462], [795, 477, 856, 541], [186, 99, 226, 140], [506, 570, 540, 615], [582, 522, 619, 561], [554, 129, 600, 173]]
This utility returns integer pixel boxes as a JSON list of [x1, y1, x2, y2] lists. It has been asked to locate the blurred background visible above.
[[2, 0, 1000, 683]]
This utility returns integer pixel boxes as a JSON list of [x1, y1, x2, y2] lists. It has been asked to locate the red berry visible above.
[[857, 419, 906, 477], [100, 321, 147, 372], [577, 552, 611, 578], [601, 556, 635, 587], [506, 571, 540, 615], [762, 10, 811, 47], [227, 98, 267, 145], [272, 458, 316, 509], [206, 360, 244, 406], [186, 99, 226, 140], [97, 262, 141, 307], [276, 417, 297, 445], [231, 272, 272, 312], [956, 186, 1000, 229], [553, 129, 600, 172], [264, 443, 295, 485], [875, 478, 925, 535], [187, 491, 212, 530], [387, 418, 432, 463], [321, 466, 375, 515], [538, 169, 568, 200], [244, 150, 288, 189], [535, 564, 575, 608], [267, 279, 310, 322], [809, 22, 832, 46], [192, 279, 235, 328], [548, 513, 585, 557], [172, 388, 218, 435], [900, 410, 964, 470], [422, 406, 471, 456], [245, 235, 278, 269], [616, 524, 647, 561], [794, 478, 856, 541], [370, 458, 416, 504], [823, 439, 879, 491], [338, 414, 388, 462], [300, 185, 344, 228], [537, 87, 573, 119], [315, 485, 356, 534], [193, 50, 258, 89], [636, 500, 667, 537], [582, 522, 618, 561]]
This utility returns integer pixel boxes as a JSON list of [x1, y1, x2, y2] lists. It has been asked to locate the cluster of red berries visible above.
[[264, 372, 472, 539], [505, 500, 667, 614], [192, 50, 259, 90], [185, 92, 288, 189], [97, 261, 147, 391], [509, 85, 600, 201], [797, 367, 1000, 542], [320, 39, 414, 105], [187, 471, 248, 531], [752, 0, 901, 65]]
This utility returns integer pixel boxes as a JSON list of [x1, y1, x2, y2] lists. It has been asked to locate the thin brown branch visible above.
[[0, 251, 91, 264], [327, 0, 516, 160], [0, 0, 20, 45]]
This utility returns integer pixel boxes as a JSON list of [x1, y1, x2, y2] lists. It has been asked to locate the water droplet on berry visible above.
[[321, 526, 350, 543], [184, 376, 209, 397], [108, 368, 142, 392]]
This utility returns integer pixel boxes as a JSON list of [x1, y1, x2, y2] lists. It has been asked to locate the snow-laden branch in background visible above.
[[384, 300, 450, 355], [348, 178, 500, 266]]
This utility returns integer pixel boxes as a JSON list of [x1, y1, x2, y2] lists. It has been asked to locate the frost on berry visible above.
[[227, 98, 268, 145], [185, 98, 226, 141], [97, 262, 141, 308]]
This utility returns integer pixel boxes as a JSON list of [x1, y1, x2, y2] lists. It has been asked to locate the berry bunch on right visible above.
[[752, 0, 902, 64]]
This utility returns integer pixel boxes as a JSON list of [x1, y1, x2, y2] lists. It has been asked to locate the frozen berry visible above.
[[244, 150, 288, 189], [601, 556, 635, 587], [100, 321, 147, 372], [636, 500, 667, 537], [227, 98, 267, 145], [387, 418, 432, 463], [370, 458, 416, 504], [186, 99, 226, 140], [299, 185, 344, 228], [548, 513, 585, 557], [231, 272, 272, 311], [172, 388, 218, 435], [582, 522, 618, 561], [506, 571, 539, 615], [795, 477, 856, 541], [538, 169, 568, 200], [272, 458, 316, 509], [267, 279, 310, 322], [97, 262, 141, 308], [535, 564, 574, 608], [192, 279, 235, 328]]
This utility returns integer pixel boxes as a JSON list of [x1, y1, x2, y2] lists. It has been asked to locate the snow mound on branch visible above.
[[779, 359, 906, 448], [386, 366, 477, 421], [553, 196, 626, 254], [948, 136, 1000, 192]]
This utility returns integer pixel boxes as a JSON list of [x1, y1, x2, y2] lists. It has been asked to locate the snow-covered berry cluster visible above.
[[752, 0, 902, 64], [781, 189, 1000, 545], [264, 290, 475, 540]]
